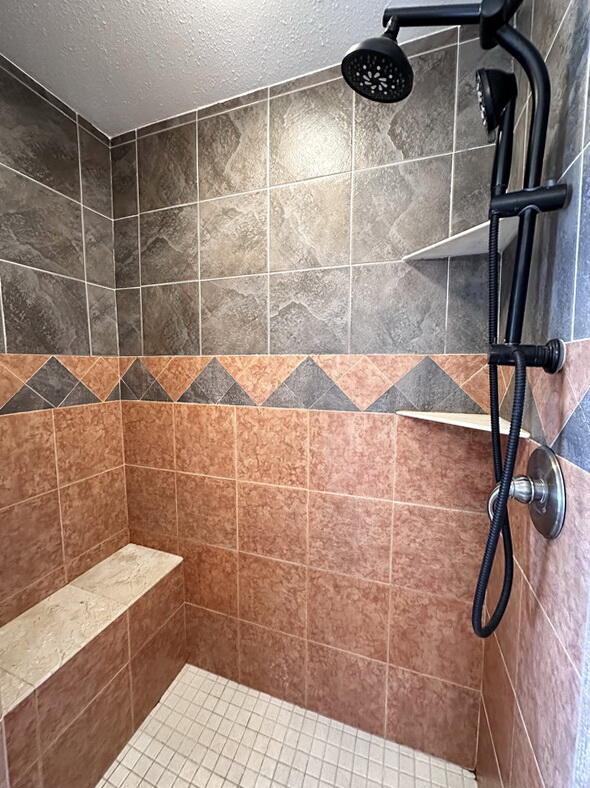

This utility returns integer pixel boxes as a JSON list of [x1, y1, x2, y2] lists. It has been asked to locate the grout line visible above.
[[443, 257, 451, 354], [195, 111, 203, 355], [134, 139, 144, 356], [347, 90, 356, 354], [0, 279, 7, 353], [0, 257, 117, 289], [50, 410, 68, 577], [76, 121, 94, 356], [448, 28, 460, 238], [266, 88, 271, 355], [480, 697, 506, 787]]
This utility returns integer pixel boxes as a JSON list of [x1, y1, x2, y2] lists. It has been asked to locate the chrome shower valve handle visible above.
[[486, 445, 566, 540]]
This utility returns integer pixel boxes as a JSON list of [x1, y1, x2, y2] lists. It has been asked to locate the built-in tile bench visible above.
[[0, 544, 185, 788]]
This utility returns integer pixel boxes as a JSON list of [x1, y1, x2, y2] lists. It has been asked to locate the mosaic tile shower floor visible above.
[[96, 665, 478, 788]]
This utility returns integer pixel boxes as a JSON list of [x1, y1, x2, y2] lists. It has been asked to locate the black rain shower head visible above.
[[476, 68, 518, 132], [341, 26, 414, 103]]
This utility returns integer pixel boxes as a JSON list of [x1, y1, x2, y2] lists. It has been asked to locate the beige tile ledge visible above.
[[0, 544, 182, 710]]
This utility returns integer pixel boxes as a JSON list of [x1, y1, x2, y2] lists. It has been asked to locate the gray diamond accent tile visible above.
[[552, 389, 590, 473], [106, 383, 121, 401], [60, 382, 100, 407], [122, 359, 158, 398], [0, 385, 53, 415], [263, 383, 304, 409], [220, 382, 255, 406], [396, 356, 467, 410], [193, 358, 236, 403], [120, 379, 139, 400], [280, 357, 336, 408], [439, 386, 484, 415], [26, 357, 80, 406], [142, 380, 172, 402], [311, 384, 359, 412], [179, 379, 211, 403], [367, 384, 414, 413]]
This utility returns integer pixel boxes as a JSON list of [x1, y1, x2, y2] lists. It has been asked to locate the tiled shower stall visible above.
[[0, 0, 589, 786]]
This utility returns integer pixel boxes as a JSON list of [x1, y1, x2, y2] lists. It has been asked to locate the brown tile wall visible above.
[[123, 399, 491, 768], [0, 401, 129, 625], [1, 566, 185, 788]]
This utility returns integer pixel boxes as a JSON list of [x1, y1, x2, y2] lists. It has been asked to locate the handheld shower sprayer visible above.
[[342, 0, 569, 638]]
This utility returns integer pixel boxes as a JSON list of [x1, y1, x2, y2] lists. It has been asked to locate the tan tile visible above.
[[58, 355, 96, 380], [126, 465, 177, 536], [185, 605, 239, 681], [431, 354, 487, 386], [181, 541, 238, 615], [80, 356, 120, 400], [336, 357, 391, 411], [307, 642, 386, 736], [367, 354, 423, 385], [309, 411, 395, 499], [222, 356, 304, 405], [308, 570, 389, 660], [0, 410, 57, 509], [158, 357, 209, 400], [386, 666, 479, 768], [237, 482, 307, 563], [528, 366, 577, 445], [0, 355, 49, 383], [309, 492, 391, 582], [122, 401, 174, 469], [461, 365, 491, 411], [239, 553, 306, 637], [564, 337, 590, 402], [0, 364, 23, 408], [175, 404, 235, 477], [239, 622, 305, 705], [177, 473, 237, 548], [236, 407, 308, 487]]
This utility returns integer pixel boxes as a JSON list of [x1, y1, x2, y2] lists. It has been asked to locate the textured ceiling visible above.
[[0, 0, 456, 137]]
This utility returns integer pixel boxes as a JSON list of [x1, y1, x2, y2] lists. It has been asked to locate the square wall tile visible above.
[[308, 569, 389, 660], [352, 156, 452, 262], [128, 566, 184, 654], [451, 146, 495, 235], [200, 276, 268, 355], [123, 401, 174, 469], [354, 44, 456, 168], [386, 666, 480, 769], [114, 217, 139, 288], [239, 622, 305, 705], [200, 191, 267, 278], [446, 255, 488, 353], [177, 473, 237, 548], [269, 174, 351, 271], [238, 553, 306, 637], [142, 282, 200, 355], [269, 80, 352, 185], [308, 492, 391, 582], [111, 141, 137, 219], [181, 541, 237, 615], [140, 204, 199, 285], [175, 404, 235, 477], [309, 410, 395, 499], [80, 129, 112, 217], [185, 604, 239, 681], [116, 289, 142, 356], [236, 407, 308, 487], [0, 410, 57, 509], [237, 482, 307, 563], [84, 209, 115, 288], [198, 102, 267, 199], [125, 465, 177, 537], [307, 642, 387, 736], [269, 268, 350, 354], [351, 261, 447, 354], [4, 692, 40, 787], [482, 633, 516, 783], [88, 285, 119, 356], [138, 124, 198, 211]]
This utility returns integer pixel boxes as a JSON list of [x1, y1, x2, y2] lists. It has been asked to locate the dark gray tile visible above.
[[106, 383, 121, 401], [140, 204, 199, 284], [366, 384, 414, 413], [116, 289, 142, 355], [142, 380, 172, 402], [78, 116, 110, 146], [220, 382, 255, 406], [269, 174, 350, 271], [311, 385, 359, 412], [269, 268, 349, 354], [451, 145, 495, 235], [263, 383, 303, 409], [0, 289, 5, 353], [80, 128, 112, 217], [0, 165, 84, 278], [138, 124, 198, 211], [88, 285, 118, 356], [531, 0, 571, 58], [26, 357, 79, 406], [201, 276, 267, 355], [137, 112, 196, 137], [269, 67, 341, 98], [178, 379, 210, 403], [0, 385, 53, 415], [446, 255, 488, 353], [111, 142, 138, 219], [60, 381, 101, 407], [122, 359, 157, 398], [0, 261, 90, 354], [120, 380, 139, 400], [552, 390, 590, 473], [438, 385, 484, 414], [114, 217, 140, 288], [395, 357, 465, 410], [575, 145, 590, 339], [198, 102, 267, 199], [199, 90, 267, 118], [0, 55, 75, 119], [142, 282, 200, 355], [269, 79, 352, 185], [279, 357, 336, 408], [84, 208, 114, 288], [0, 68, 79, 199], [354, 44, 456, 168], [455, 39, 511, 153], [192, 358, 236, 403], [544, 1, 589, 180], [403, 28, 457, 57], [351, 261, 447, 354], [111, 130, 136, 147], [200, 192, 267, 278], [352, 156, 452, 262]]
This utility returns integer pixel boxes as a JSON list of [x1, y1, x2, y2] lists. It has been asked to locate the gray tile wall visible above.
[[112, 27, 510, 357], [0, 55, 117, 356]]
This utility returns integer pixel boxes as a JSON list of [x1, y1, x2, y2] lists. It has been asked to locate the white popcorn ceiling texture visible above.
[[0, 0, 454, 137]]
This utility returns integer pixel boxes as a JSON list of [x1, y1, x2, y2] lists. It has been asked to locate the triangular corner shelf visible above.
[[402, 216, 519, 261], [395, 410, 531, 439]]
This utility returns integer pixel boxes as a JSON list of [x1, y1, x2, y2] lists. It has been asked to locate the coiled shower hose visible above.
[[471, 213, 527, 638]]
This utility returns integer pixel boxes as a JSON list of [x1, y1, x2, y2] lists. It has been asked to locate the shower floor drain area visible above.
[[97, 665, 477, 788]]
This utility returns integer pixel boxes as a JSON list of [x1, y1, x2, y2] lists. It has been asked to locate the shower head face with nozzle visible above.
[[476, 68, 518, 132], [341, 33, 414, 102]]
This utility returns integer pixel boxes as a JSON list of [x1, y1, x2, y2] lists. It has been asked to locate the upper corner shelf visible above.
[[395, 410, 531, 439], [402, 216, 520, 261]]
